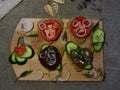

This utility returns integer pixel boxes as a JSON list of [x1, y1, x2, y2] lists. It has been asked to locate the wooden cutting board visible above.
[[10, 18, 104, 81]]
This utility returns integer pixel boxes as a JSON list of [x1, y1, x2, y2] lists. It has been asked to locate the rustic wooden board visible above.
[[10, 18, 104, 81]]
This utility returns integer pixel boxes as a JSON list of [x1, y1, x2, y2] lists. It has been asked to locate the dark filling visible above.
[[39, 46, 62, 71], [70, 48, 93, 68]]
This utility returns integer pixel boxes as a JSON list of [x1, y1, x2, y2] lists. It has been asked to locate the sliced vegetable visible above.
[[57, 69, 70, 81], [24, 36, 38, 46], [70, 16, 92, 38], [39, 19, 62, 41], [83, 68, 98, 79], [9, 52, 16, 64], [20, 19, 34, 32], [21, 45, 34, 59], [65, 41, 84, 58], [9, 45, 35, 65], [15, 55, 27, 65], [82, 19, 91, 28], [92, 28, 105, 52], [24, 34, 38, 46], [34, 69, 44, 80], [65, 41, 78, 54], [84, 64, 93, 70], [14, 45, 26, 57], [76, 27, 87, 38], [40, 44, 49, 51], [89, 69, 98, 79]]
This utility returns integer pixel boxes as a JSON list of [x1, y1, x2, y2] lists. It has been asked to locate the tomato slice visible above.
[[70, 16, 92, 38], [39, 19, 62, 41], [14, 45, 26, 56]]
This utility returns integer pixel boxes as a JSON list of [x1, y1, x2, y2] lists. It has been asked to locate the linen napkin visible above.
[[0, 0, 22, 19]]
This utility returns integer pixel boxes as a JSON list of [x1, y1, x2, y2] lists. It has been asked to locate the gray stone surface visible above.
[[0, 0, 120, 90]]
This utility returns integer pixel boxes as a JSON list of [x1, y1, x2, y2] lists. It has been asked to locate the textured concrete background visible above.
[[0, 0, 120, 90]]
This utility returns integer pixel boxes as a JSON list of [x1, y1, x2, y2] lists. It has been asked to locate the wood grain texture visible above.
[[10, 18, 104, 81]]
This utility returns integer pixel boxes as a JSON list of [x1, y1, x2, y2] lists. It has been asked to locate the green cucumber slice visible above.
[[93, 29, 104, 43], [21, 45, 34, 59], [84, 64, 93, 70], [65, 41, 78, 54], [40, 44, 49, 51], [15, 55, 27, 65], [92, 28, 105, 52], [9, 52, 16, 64], [93, 43, 103, 52]]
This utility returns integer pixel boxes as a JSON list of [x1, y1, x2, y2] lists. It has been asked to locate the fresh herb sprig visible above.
[[97, 68, 104, 79], [83, 73, 94, 78], [62, 31, 68, 42], [17, 32, 39, 37], [16, 70, 33, 81], [92, 18, 103, 32], [26, 34, 39, 37]]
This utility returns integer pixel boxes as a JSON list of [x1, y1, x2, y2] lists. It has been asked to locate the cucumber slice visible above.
[[93, 29, 104, 43], [65, 41, 78, 54], [15, 56, 27, 65], [9, 52, 16, 64], [21, 45, 34, 59], [40, 44, 49, 51], [93, 43, 103, 52], [92, 28, 105, 52], [84, 64, 93, 70]]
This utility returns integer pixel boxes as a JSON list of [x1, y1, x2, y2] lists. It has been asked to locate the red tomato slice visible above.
[[39, 19, 62, 41], [70, 16, 92, 38], [14, 45, 26, 56]]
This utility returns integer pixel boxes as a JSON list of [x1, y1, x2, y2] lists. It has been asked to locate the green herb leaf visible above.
[[17, 70, 33, 79], [83, 73, 94, 78], [62, 31, 67, 41], [92, 19, 103, 32], [56, 64, 63, 72], [97, 68, 103, 76], [97, 68, 104, 80], [27, 34, 38, 37]]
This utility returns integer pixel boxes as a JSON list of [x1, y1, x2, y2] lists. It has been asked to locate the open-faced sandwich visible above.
[[65, 41, 93, 71], [70, 16, 105, 52], [38, 44, 62, 71], [70, 16, 92, 39], [38, 19, 63, 42]]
